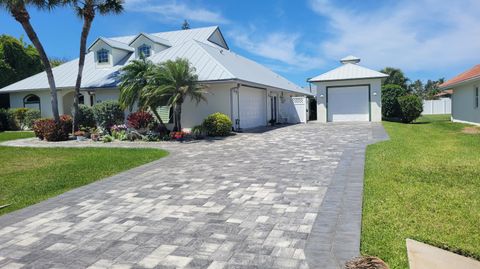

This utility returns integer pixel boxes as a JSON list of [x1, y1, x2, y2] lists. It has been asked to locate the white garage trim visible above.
[[326, 84, 371, 122]]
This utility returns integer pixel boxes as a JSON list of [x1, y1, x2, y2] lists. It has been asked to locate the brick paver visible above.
[[0, 123, 387, 269]]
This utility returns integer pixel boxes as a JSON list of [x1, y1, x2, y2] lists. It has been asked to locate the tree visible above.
[[147, 58, 206, 131], [408, 79, 425, 98], [49, 57, 68, 67], [424, 78, 445, 100], [0, 0, 61, 122], [0, 35, 43, 88], [118, 58, 168, 131], [181, 19, 190, 30], [381, 84, 408, 119], [380, 67, 409, 90], [70, 0, 123, 131]]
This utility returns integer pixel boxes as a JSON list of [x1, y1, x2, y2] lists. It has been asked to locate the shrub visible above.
[[77, 105, 96, 128], [398, 95, 423, 123], [381, 84, 408, 119], [0, 109, 8, 131], [32, 115, 72, 141], [202, 112, 232, 137], [127, 111, 154, 130], [191, 125, 206, 139], [24, 109, 41, 129], [93, 101, 124, 131], [6, 110, 19, 130], [11, 108, 29, 129]]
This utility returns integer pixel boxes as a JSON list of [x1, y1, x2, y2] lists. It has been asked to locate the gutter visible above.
[[439, 75, 480, 90]]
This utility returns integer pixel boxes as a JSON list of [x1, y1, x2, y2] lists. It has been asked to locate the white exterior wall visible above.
[[313, 78, 382, 122], [90, 40, 130, 67], [9, 90, 71, 117], [451, 83, 480, 125], [94, 88, 120, 104], [130, 35, 169, 59]]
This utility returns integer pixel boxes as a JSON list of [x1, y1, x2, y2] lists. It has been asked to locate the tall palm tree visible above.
[[118, 58, 168, 131], [1, 0, 61, 122], [71, 0, 123, 130], [147, 58, 206, 131]]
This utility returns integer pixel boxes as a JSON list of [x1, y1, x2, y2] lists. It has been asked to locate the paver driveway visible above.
[[0, 123, 387, 269]]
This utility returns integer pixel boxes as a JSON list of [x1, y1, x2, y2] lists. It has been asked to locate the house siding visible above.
[[451, 82, 480, 125]]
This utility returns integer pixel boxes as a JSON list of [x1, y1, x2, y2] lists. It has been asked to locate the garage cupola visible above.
[[308, 56, 388, 123]]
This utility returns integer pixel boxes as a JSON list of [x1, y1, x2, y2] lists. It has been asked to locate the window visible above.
[[97, 49, 109, 63], [78, 93, 84, 105], [476, 87, 479, 108], [23, 94, 40, 111], [138, 44, 151, 58]]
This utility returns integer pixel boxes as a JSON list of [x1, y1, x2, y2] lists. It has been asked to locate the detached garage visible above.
[[309, 56, 388, 122]]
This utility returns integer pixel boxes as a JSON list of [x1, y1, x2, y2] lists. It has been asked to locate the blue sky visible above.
[[2, 0, 480, 86]]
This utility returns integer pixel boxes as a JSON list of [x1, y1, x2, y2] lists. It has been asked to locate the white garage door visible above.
[[239, 86, 267, 129], [328, 86, 369, 122]]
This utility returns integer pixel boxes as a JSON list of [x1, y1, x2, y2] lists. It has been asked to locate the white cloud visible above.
[[228, 28, 324, 72], [124, 0, 229, 24], [309, 0, 480, 72]]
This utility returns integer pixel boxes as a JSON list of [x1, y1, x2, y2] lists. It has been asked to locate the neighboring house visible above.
[[0, 26, 310, 130], [309, 56, 387, 122], [440, 64, 480, 125]]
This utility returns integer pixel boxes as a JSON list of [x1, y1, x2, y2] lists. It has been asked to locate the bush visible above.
[[381, 84, 408, 119], [202, 112, 232, 137], [0, 109, 8, 131], [127, 111, 154, 130], [93, 101, 124, 131], [33, 115, 72, 141], [24, 109, 41, 129], [6, 110, 19, 130], [11, 108, 29, 129], [77, 105, 96, 128], [398, 95, 423, 123]]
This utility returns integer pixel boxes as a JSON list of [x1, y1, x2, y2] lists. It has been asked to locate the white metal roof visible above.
[[129, 33, 172, 47], [0, 26, 308, 95], [88, 37, 135, 52], [309, 61, 388, 82]]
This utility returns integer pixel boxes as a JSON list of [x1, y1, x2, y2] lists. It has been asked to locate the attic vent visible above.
[[340, 55, 360, 64]]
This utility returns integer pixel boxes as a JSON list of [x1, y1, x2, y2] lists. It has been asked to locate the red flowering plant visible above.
[[170, 131, 189, 140], [127, 111, 154, 130]]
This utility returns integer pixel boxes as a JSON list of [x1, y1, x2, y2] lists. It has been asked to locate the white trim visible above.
[[451, 117, 480, 126]]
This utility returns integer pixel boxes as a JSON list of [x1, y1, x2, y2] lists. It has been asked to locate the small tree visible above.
[[380, 67, 409, 90], [381, 84, 408, 119], [398, 95, 423, 123]]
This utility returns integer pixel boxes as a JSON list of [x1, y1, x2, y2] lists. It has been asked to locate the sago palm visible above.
[[118, 58, 168, 131], [146, 58, 206, 131], [0, 0, 62, 122], [70, 0, 123, 131]]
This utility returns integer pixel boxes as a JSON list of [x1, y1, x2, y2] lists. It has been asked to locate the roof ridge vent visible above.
[[340, 55, 360, 64]]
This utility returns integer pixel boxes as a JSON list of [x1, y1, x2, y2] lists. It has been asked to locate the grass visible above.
[[362, 115, 480, 268], [0, 131, 35, 142], [0, 131, 168, 216]]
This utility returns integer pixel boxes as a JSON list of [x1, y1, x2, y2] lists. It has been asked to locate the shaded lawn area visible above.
[[362, 115, 480, 268], [0, 131, 168, 216]]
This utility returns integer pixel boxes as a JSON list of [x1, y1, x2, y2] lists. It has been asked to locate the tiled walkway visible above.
[[0, 123, 388, 269]]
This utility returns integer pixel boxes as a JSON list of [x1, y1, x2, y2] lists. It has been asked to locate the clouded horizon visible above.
[[1, 0, 479, 86]]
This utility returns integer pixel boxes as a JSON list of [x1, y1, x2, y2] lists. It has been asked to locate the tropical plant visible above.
[[0, 109, 8, 131], [24, 108, 40, 128], [380, 67, 409, 90], [0, 0, 62, 122], [381, 84, 408, 119], [202, 112, 232, 137], [127, 111, 153, 129], [118, 58, 168, 131], [398, 95, 423, 123], [146, 58, 206, 131], [32, 114, 72, 141], [77, 104, 96, 128], [70, 0, 123, 131]]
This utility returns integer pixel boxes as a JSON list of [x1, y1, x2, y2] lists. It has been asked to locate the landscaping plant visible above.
[[77, 104, 96, 128], [32, 115, 72, 141], [93, 100, 124, 132], [24, 109, 41, 129], [0, 109, 8, 131], [202, 112, 232, 137], [381, 84, 408, 119], [127, 111, 154, 130], [397, 95, 423, 123]]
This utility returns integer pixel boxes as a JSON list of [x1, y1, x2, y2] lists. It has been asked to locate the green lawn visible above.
[[0, 131, 35, 142], [0, 131, 168, 216], [362, 115, 480, 268]]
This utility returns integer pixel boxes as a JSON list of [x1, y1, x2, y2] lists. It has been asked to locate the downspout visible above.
[[230, 83, 240, 131]]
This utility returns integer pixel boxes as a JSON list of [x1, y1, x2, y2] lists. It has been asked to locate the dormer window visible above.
[[138, 44, 151, 58], [97, 48, 109, 63]]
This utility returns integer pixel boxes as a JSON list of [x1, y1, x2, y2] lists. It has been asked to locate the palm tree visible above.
[[71, 0, 123, 130], [118, 58, 168, 131], [148, 58, 206, 131], [1, 0, 61, 122]]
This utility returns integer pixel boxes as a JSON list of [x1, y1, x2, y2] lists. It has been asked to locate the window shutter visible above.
[[156, 106, 172, 123]]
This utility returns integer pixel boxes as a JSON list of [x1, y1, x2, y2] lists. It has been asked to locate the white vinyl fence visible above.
[[292, 96, 308, 123], [422, 98, 451, 115]]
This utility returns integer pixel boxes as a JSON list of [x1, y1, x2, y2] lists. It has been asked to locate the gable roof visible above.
[[439, 64, 480, 89], [0, 26, 307, 95], [309, 61, 388, 82], [128, 33, 171, 47], [88, 37, 135, 52]]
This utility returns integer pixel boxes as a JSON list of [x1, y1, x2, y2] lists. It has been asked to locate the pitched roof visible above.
[[309, 63, 388, 82], [88, 37, 135, 52], [129, 33, 172, 47], [434, 89, 453, 97], [0, 26, 308, 95], [439, 64, 480, 89]]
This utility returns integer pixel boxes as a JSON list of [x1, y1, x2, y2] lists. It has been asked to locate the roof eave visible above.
[[309, 75, 388, 83], [439, 75, 480, 90]]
